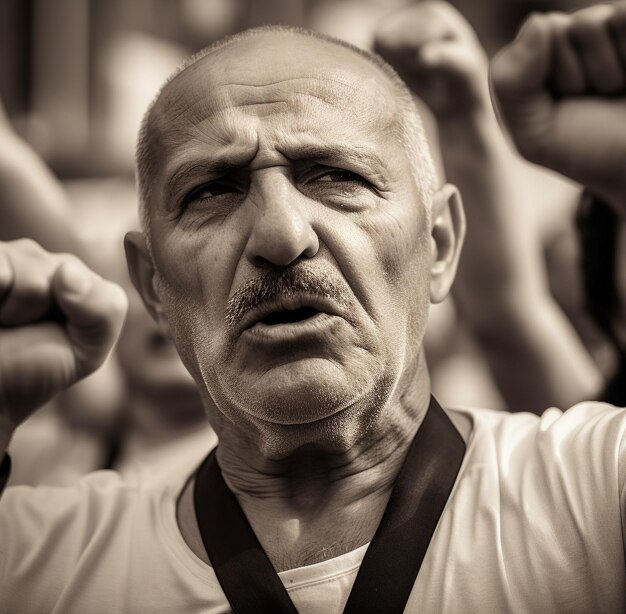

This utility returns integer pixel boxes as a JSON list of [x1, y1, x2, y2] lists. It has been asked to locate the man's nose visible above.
[[244, 173, 319, 267]]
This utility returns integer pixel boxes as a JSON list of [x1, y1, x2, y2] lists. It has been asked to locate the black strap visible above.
[[343, 397, 465, 613], [0, 453, 11, 493], [195, 443, 298, 613], [194, 396, 465, 613]]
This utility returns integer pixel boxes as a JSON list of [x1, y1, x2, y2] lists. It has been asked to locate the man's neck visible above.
[[180, 358, 431, 572], [220, 428, 422, 571]]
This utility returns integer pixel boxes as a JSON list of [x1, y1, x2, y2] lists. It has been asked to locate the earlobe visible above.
[[429, 184, 466, 304], [124, 231, 166, 325]]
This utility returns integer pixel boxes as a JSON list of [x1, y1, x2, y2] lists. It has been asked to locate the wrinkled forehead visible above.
[[148, 32, 403, 151]]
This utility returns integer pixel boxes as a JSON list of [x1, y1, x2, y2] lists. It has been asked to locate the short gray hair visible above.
[[136, 25, 437, 246]]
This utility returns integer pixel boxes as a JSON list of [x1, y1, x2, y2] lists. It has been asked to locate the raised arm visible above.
[[0, 103, 93, 265], [376, 2, 601, 411], [0, 239, 127, 479]]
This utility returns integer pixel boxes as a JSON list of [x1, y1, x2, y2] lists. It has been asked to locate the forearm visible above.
[[469, 289, 601, 411], [439, 110, 601, 409], [0, 129, 92, 265], [440, 109, 545, 306]]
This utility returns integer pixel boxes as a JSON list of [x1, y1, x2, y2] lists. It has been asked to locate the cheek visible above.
[[361, 203, 432, 354], [153, 227, 235, 310], [360, 202, 430, 295], [318, 199, 430, 362], [150, 232, 237, 372]]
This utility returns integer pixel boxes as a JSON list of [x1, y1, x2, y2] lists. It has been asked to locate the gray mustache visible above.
[[225, 267, 350, 333]]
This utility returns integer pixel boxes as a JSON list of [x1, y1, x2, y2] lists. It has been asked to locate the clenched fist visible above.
[[0, 240, 127, 443], [375, 1, 489, 119], [491, 2, 626, 214]]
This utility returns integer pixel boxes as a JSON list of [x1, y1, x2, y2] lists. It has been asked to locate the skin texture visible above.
[[126, 31, 464, 570]]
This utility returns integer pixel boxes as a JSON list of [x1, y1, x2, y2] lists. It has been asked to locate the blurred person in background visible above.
[[1, 3, 626, 611], [0, 105, 216, 486], [491, 1, 626, 405], [107, 232, 218, 482], [376, 1, 605, 412]]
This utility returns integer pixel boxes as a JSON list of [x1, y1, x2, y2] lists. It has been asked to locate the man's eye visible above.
[[313, 169, 365, 184], [183, 180, 242, 205]]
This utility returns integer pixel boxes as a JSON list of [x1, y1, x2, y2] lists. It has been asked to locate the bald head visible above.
[[135, 26, 436, 240]]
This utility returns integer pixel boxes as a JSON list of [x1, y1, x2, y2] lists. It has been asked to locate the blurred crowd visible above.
[[0, 0, 623, 488]]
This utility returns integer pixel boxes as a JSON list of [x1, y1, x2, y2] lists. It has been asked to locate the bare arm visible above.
[[0, 105, 93, 265], [376, 2, 601, 411]]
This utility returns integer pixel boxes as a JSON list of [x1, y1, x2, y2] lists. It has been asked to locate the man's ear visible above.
[[429, 184, 466, 304], [124, 231, 167, 326]]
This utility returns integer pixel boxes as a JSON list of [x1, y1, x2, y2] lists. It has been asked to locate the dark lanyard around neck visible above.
[[193, 396, 466, 614]]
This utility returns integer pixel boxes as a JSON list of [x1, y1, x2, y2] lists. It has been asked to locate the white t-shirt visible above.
[[1, 402, 625, 613]]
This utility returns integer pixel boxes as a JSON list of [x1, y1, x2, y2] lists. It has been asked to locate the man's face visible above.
[[141, 34, 435, 441]]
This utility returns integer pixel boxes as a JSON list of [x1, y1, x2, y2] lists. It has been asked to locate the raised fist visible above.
[[375, 1, 489, 119], [491, 2, 626, 214], [0, 240, 127, 439]]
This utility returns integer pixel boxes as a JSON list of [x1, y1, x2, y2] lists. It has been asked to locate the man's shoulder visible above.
[[0, 458, 198, 551], [449, 400, 626, 442], [0, 458, 213, 612], [448, 401, 626, 494]]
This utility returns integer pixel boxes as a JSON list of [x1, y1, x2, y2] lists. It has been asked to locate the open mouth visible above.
[[234, 293, 343, 338], [260, 306, 320, 326]]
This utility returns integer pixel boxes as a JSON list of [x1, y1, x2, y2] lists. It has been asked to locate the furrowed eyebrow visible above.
[[163, 144, 388, 209], [286, 144, 386, 171], [164, 159, 242, 208]]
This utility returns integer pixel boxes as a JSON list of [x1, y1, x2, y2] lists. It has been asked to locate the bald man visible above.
[[1, 10, 626, 613]]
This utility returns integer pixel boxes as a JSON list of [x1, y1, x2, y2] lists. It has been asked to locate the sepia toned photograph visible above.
[[0, 0, 625, 612]]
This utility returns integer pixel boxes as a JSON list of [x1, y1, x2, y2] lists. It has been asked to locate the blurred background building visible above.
[[0, 0, 592, 180]]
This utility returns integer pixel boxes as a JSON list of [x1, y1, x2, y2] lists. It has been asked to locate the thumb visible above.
[[53, 259, 127, 377], [491, 14, 552, 99], [419, 39, 487, 83]]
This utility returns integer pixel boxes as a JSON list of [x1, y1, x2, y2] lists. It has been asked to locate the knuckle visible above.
[[13, 237, 45, 255], [569, 7, 611, 38], [545, 12, 570, 33], [97, 279, 128, 319], [59, 252, 89, 274], [109, 284, 129, 317], [429, 2, 456, 20], [433, 2, 467, 29]]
